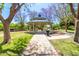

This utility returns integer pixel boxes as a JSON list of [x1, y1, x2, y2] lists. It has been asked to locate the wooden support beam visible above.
[[33, 23, 34, 31]]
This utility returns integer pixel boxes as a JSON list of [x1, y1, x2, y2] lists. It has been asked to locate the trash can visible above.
[[46, 28, 50, 36], [46, 30, 50, 36], [46, 25, 50, 36]]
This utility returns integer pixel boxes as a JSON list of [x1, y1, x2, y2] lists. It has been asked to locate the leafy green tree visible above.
[[0, 3, 24, 44], [51, 4, 74, 32], [14, 10, 26, 30]]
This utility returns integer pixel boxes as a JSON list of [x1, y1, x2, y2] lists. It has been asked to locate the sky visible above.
[[1, 3, 59, 24], [29, 3, 51, 12], [2, 3, 11, 19]]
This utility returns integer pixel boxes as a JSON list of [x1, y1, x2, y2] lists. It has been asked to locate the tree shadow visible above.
[[24, 31, 47, 35], [24, 31, 35, 35]]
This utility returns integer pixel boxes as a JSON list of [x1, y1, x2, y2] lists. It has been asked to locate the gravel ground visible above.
[[22, 34, 58, 56]]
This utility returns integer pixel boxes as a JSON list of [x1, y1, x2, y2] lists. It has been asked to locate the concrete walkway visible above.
[[47, 33, 74, 40], [22, 34, 58, 56]]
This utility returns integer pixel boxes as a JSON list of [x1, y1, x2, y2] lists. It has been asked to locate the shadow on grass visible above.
[[24, 31, 35, 35], [24, 31, 46, 35]]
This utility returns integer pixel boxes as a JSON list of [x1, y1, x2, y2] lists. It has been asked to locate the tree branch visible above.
[[16, 3, 24, 12], [6, 3, 24, 24], [0, 14, 4, 23]]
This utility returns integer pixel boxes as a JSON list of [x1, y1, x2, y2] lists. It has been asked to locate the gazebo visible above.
[[27, 14, 52, 31]]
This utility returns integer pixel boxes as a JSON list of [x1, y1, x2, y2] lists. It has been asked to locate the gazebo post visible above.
[[33, 23, 34, 31], [28, 24, 30, 31], [27, 24, 29, 31], [28, 24, 31, 31]]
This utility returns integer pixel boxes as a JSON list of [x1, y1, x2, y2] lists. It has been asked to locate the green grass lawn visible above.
[[59, 29, 75, 33], [0, 31, 32, 56], [50, 38, 79, 56]]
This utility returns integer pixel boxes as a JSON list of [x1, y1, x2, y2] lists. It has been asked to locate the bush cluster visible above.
[[0, 23, 29, 31], [12, 34, 32, 54], [0, 23, 3, 30], [0, 33, 32, 56], [52, 24, 61, 30], [68, 26, 75, 30]]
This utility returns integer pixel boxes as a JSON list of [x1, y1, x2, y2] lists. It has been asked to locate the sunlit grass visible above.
[[0, 31, 32, 56], [50, 38, 79, 56], [59, 29, 75, 33]]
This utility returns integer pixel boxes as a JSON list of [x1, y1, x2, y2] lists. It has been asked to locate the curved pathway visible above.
[[47, 33, 74, 40], [22, 34, 58, 56]]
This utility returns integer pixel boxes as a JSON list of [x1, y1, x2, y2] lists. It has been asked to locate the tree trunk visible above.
[[65, 25, 67, 32], [65, 21, 67, 32], [74, 19, 79, 43], [49, 22, 53, 30], [64, 18, 68, 32], [2, 22, 11, 44]]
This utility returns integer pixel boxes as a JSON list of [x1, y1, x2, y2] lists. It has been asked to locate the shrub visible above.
[[14, 24, 29, 31], [0, 32, 32, 56], [10, 23, 17, 29], [68, 26, 75, 30], [23, 25, 29, 31], [12, 34, 32, 54], [0, 23, 3, 30], [53, 24, 61, 30]]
